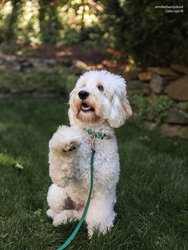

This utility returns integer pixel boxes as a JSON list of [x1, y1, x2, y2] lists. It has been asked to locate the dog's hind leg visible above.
[[47, 183, 83, 226], [47, 183, 69, 219], [52, 209, 83, 226]]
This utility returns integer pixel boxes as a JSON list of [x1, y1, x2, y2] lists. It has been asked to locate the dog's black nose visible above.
[[78, 90, 89, 100]]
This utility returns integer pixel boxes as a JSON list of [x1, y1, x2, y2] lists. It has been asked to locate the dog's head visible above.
[[68, 70, 132, 128]]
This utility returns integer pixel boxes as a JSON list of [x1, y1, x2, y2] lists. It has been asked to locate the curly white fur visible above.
[[46, 70, 132, 236]]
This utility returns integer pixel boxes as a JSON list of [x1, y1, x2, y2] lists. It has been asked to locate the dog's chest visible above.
[[73, 136, 119, 191]]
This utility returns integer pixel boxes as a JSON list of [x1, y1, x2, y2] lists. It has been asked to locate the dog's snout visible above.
[[78, 90, 89, 100]]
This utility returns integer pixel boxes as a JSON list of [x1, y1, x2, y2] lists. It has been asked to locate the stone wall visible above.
[[0, 52, 188, 138], [125, 65, 188, 139], [0, 52, 86, 75]]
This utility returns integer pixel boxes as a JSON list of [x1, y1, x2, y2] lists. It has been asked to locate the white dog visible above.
[[46, 70, 132, 236]]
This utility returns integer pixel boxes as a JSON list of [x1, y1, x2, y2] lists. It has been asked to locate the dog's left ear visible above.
[[107, 92, 132, 128]]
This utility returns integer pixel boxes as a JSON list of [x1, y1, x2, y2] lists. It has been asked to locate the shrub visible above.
[[148, 96, 175, 123], [130, 94, 175, 124], [102, 0, 188, 66], [130, 94, 149, 119], [177, 102, 188, 113]]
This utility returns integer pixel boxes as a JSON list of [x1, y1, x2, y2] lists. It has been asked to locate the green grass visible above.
[[0, 97, 188, 250], [0, 68, 76, 95]]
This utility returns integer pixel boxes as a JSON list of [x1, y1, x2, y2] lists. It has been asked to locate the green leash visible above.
[[57, 128, 107, 250], [57, 149, 95, 250]]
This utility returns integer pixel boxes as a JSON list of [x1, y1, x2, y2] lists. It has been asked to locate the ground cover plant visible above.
[[0, 97, 188, 250]]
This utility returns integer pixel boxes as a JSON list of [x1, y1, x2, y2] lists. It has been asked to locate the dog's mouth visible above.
[[81, 102, 95, 112]]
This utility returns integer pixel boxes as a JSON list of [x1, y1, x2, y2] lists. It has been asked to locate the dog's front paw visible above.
[[61, 140, 79, 153], [49, 126, 81, 153]]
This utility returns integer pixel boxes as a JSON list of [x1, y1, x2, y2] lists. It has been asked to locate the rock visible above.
[[149, 93, 161, 102], [165, 108, 188, 125], [70, 66, 84, 76], [45, 59, 56, 67], [73, 60, 90, 71], [56, 58, 73, 67], [3, 54, 17, 62], [127, 80, 150, 94], [147, 67, 179, 77], [8, 61, 21, 71], [160, 124, 188, 139], [21, 61, 33, 71], [16, 57, 26, 63], [0, 58, 4, 65], [144, 122, 158, 130], [171, 64, 188, 75], [0, 58, 5, 69], [164, 76, 188, 101], [31, 59, 47, 70], [150, 75, 167, 94], [94, 64, 104, 70], [124, 68, 141, 81], [138, 71, 152, 81]]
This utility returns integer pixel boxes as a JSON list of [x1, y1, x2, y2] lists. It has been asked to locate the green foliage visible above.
[[3, 0, 22, 41], [63, 25, 105, 46], [148, 96, 175, 123], [177, 102, 188, 113], [130, 94, 175, 123], [60, 1, 104, 46], [38, 0, 62, 44], [0, 1, 187, 66], [0, 0, 103, 45], [0, 68, 76, 95], [130, 94, 149, 119], [0, 97, 188, 249], [102, 0, 188, 66], [20, 16, 39, 45]]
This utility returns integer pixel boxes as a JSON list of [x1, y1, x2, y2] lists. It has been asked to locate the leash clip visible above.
[[89, 136, 95, 150]]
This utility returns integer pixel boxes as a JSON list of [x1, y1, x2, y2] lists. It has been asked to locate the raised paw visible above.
[[61, 140, 79, 153], [49, 126, 81, 153]]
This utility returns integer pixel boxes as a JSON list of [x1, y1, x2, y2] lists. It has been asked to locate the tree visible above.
[[38, 0, 62, 44], [5, 0, 22, 41], [102, 0, 188, 66]]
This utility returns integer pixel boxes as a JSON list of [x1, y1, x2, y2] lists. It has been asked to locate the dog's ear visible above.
[[107, 92, 132, 128]]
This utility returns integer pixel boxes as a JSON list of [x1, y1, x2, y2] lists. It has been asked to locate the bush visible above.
[[130, 94, 149, 119], [63, 25, 105, 46], [148, 96, 174, 123], [130, 94, 175, 123], [102, 0, 188, 66], [177, 102, 188, 114]]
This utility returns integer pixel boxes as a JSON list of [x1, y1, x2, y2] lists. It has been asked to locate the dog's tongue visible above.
[[82, 103, 89, 108]]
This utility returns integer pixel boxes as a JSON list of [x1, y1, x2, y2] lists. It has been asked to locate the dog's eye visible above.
[[98, 85, 104, 92]]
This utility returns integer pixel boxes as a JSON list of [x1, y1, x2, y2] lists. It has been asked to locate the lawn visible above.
[[0, 97, 187, 250]]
